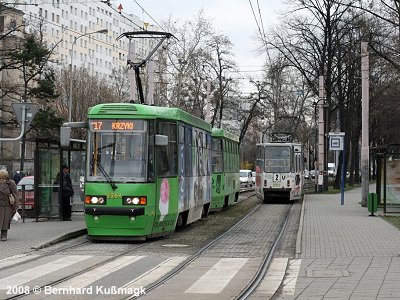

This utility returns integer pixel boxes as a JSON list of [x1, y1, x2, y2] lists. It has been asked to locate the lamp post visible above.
[[68, 29, 108, 122]]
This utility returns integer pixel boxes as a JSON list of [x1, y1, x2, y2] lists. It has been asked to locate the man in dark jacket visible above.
[[13, 171, 21, 184], [59, 165, 74, 221]]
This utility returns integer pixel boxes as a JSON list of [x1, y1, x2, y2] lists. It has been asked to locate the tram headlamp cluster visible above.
[[123, 196, 147, 205], [85, 195, 106, 205]]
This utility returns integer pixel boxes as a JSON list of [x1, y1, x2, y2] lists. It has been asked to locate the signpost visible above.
[[0, 103, 39, 141], [329, 132, 345, 205]]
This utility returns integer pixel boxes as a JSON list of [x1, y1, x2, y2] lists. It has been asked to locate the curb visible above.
[[295, 194, 306, 259], [31, 228, 87, 250]]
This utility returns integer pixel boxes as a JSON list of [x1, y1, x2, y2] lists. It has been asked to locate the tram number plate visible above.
[[273, 174, 286, 182]]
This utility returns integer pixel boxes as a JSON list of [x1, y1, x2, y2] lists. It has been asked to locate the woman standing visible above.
[[0, 170, 19, 241]]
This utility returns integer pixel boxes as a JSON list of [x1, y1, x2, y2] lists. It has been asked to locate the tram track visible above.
[[3, 189, 261, 300], [0, 239, 91, 273], [235, 204, 291, 299], [126, 201, 262, 300], [125, 195, 293, 300]]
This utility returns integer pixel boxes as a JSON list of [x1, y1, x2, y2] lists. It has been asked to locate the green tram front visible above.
[[84, 104, 212, 240]]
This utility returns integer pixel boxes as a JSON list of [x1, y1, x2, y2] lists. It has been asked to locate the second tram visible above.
[[255, 142, 304, 203], [210, 128, 240, 211]]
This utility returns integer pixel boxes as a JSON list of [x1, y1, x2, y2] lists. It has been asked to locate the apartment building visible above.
[[0, 1, 160, 173], [19, 0, 158, 75]]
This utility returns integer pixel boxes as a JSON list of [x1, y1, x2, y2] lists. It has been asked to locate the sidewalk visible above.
[[291, 184, 400, 299], [0, 213, 86, 261]]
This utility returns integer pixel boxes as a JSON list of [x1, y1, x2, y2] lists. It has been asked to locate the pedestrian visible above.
[[56, 165, 74, 221], [13, 171, 21, 184], [0, 169, 19, 241]]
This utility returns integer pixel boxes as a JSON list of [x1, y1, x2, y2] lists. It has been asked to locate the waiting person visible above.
[[0, 169, 19, 241], [56, 165, 74, 221], [13, 171, 21, 184]]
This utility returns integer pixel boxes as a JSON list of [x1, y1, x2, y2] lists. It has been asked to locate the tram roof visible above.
[[88, 103, 211, 132], [212, 128, 239, 142]]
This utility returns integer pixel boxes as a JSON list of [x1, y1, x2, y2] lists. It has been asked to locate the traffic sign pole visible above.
[[0, 103, 39, 141]]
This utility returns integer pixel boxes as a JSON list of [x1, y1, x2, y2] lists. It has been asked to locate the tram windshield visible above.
[[87, 119, 150, 183], [264, 146, 291, 173]]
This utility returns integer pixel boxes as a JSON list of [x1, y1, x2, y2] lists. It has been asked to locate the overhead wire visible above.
[[131, 0, 190, 61], [256, 0, 268, 45], [248, 0, 268, 52], [132, 0, 266, 83], [132, 0, 166, 32]]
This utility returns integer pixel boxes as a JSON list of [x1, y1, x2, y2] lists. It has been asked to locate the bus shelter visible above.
[[377, 144, 400, 213], [32, 136, 85, 220]]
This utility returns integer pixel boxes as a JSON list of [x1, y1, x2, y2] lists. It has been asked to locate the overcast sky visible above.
[[117, 0, 286, 93]]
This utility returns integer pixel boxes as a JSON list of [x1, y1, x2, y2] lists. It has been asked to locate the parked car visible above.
[[16, 175, 35, 215], [328, 163, 336, 177], [240, 170, 253, 187]]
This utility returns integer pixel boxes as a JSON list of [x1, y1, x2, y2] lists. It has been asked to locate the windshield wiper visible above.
[[92, 159, 118, 190]]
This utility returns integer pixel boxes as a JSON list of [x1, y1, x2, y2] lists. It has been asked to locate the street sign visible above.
[[328, 132, 345, 151], [12, 103, 39, 133]]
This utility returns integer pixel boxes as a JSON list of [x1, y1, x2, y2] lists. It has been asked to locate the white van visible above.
[[240, 170, 253, 187]]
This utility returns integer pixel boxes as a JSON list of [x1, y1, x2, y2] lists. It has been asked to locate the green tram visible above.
[[210, 128, 240, 211], [84, 103, 213, 240]]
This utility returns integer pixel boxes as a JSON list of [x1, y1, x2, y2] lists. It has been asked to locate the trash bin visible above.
[[368, 193, 378, 215]]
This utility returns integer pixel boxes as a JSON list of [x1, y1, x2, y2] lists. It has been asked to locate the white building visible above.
[[17, 0, 159, 76], [0, 1, 161, 173]]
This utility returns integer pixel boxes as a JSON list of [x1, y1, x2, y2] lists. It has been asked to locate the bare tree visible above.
[[160, 11, 214, 111], [260, 0, 370, 186], [56, 67, 119, 138], [205, 34, 238, 128]]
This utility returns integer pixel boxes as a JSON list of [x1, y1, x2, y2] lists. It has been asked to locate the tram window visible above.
[[223, 140, 227, 172], [212, 139, 223, 173], [207, 134, 212, 175], [193, 129, 205, 176], [156, 122, 177, 176], [184, 127, 192, 176], [179, 125, 184, 143], [265, 146, 291, 173]]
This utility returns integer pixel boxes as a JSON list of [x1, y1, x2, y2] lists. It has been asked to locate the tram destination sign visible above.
[[90, 119, 145, 131]]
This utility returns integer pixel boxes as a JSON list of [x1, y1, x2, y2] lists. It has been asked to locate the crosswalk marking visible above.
[[55, 256, 145, 289], [185, 258, 248, 294], [122, 256, 187, 290], [256, 258, 288, 296], [0, 254, 40, 269], [0, 255, 91, 289], [281, 259, 301, 295]]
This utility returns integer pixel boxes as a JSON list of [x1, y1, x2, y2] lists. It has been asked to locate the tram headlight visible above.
[[123, 196, 147, 205], [85, 195, 107, 205]]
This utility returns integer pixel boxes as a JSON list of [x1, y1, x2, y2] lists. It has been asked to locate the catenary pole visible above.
[[361, 42, 369, 207], [318, 75, 325, 192]]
